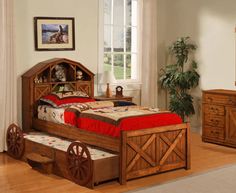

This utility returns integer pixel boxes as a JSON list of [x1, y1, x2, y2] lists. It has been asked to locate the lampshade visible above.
[[100, 71, 116, 84]]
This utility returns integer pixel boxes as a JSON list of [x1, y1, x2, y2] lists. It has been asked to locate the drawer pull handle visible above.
[[209, 107, 220, 114], [228, 99, 235, 104], [207, 97, 213, 102], [210, 119, 219, 123], [210, 130, 220, 135]]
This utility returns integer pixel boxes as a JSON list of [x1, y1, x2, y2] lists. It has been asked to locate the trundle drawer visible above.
[[23, 132, 119, 189], [203, 126, 224, 140], [24, 140, 54, 160], [203, 93, 236, 105], [204, 114, 225, 128], [204, 104, 225, 116]]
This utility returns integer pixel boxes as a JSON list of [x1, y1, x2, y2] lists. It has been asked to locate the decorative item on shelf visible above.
[[38, 76, 43, 83], [115, 86, 123, 97], [34, 76, 39, 83], [54, 64, 66, 82], [100, 71, 116, 98], [64, 84, 73, 91], [58, 86, 64, 92], [76, 70, 83, 80], [43, 76, 47, 83]]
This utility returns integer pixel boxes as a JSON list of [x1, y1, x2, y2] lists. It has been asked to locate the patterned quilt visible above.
[[80, 106, 165, 126], [37, 101, 182, 137]]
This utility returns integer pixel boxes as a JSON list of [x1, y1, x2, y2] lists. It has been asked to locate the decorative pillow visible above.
[[67, 103, 90, 112], [40, 92, 95, 108], [113, 101, 136, 107], [53, 91, 89, 98], [85, 101, 114, 109]]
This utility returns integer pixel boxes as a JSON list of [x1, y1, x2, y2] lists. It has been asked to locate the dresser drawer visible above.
[[204, 114, 225, 128], [204, 104, 225, 116], [203, 126, 224, 140], [203, 93, 236, 105]]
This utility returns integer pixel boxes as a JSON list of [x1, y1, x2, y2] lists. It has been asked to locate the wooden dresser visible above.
[[202, 89, 236, 147]]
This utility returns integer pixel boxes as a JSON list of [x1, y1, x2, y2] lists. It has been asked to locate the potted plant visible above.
[[159, 37, 200, 121]]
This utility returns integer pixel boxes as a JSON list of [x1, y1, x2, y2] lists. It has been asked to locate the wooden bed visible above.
[[21, 58, 191, 185]]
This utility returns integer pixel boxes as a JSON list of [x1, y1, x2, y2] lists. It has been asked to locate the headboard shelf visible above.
[[22, 58, 95, 131]]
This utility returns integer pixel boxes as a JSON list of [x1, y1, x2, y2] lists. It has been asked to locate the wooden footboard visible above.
[[119, 123, 190, 184], [33, 119, 190, 185]]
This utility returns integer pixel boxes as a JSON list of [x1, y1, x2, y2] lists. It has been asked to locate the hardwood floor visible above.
[[1, 132, 236, 193]]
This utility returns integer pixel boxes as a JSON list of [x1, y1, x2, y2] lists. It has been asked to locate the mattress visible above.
[[24, 132, 117, 160], [78, 106, 182, 137], [38, 104, 182, 138]]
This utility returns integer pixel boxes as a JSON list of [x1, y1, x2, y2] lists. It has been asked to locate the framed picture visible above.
[[34, 17, 75, 51]]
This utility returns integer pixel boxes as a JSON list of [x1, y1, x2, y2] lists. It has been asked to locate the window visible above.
[[101, 0, 139, 81]]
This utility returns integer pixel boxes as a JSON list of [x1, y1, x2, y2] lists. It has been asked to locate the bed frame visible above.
[[21, 58, 191, 184]]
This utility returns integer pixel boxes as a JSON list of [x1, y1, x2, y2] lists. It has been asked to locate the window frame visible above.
[[98, 0, 141, 84]]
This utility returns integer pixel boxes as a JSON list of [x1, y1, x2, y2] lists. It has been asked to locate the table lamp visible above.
[[100, 71, 116, 98]]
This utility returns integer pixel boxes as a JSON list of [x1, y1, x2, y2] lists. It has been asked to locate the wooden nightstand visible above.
[[95, 96, 133, 102]]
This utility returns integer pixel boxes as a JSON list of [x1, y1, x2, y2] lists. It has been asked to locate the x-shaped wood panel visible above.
[[127, 134, 156, 172], [35, 86, 50, 100], [159, 129, 185, 166], [160, 133, 185, 160], [77, 85, 89, 95]]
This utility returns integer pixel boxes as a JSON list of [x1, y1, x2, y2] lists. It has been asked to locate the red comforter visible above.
[[77, 113, 182, 137], [64, 106, 182, 138]]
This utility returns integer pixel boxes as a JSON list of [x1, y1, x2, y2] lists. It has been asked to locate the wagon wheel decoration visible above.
[[6, 123, 24, 159], [67, 141, 92, 186]]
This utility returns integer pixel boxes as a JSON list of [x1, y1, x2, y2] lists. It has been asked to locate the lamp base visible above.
[[106, 83, 112, 98]]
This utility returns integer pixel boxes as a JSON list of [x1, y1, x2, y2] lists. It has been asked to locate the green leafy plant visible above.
[[160, 37, 200, 121]]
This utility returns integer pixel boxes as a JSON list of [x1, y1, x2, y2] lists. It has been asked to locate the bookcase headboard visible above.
[[22, 58, 95, 131]]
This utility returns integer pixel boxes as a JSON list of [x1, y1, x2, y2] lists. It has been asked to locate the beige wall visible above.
[[14, 0, 99, 125], [158, 0, 236, 131], [16, 0, 234, 129], [14, 0, 140, 125]]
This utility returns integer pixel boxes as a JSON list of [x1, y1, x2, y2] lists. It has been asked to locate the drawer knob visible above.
[[209, 119, 220, 126], [228, 98, 235, 104], [210, 130, 220, 135], [207, 97, 213, 102], [209, 107, 220, 114]]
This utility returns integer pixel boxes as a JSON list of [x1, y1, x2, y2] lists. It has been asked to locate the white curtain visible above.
[[0, 0, 16, 152], [140, 0, 158, 107]]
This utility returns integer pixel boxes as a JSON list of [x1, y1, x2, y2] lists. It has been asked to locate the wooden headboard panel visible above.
[[22, 58, 95, 131]]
